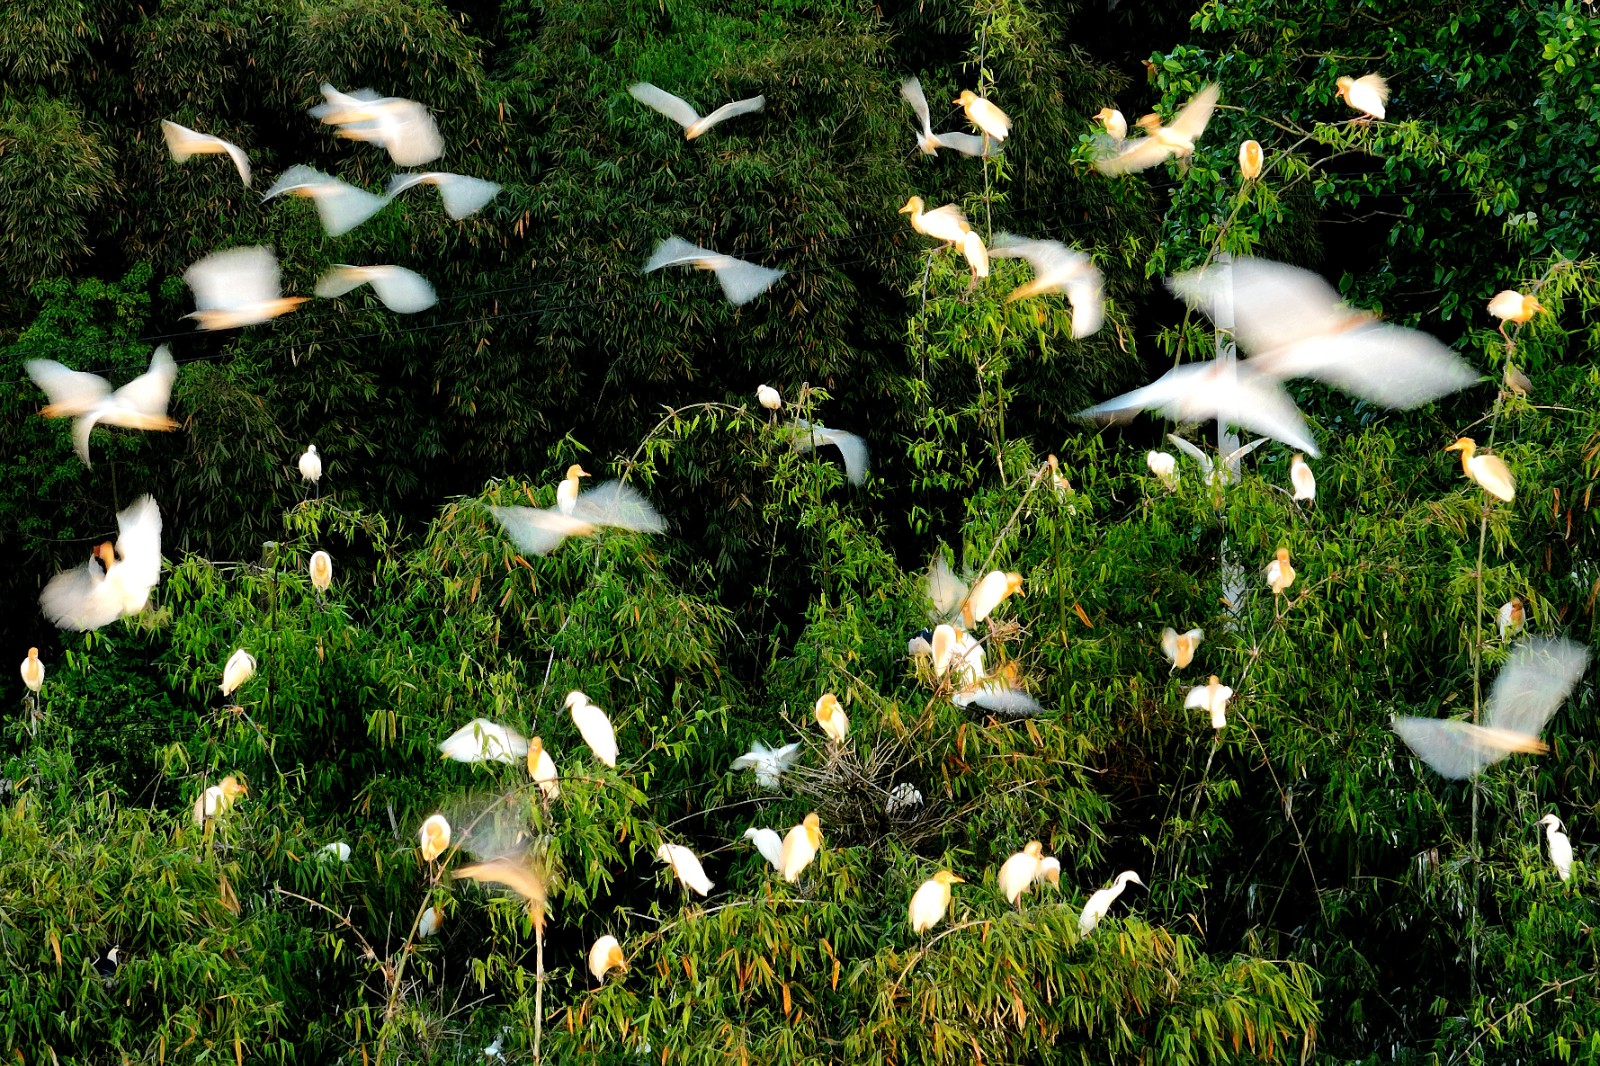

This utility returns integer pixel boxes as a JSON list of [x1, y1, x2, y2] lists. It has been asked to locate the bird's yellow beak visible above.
[[898, 197, 917, 214], [950, 874, 966, 884], [1443, 437, 1471, 453]]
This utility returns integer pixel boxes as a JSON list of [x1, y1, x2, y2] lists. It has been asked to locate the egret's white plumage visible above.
[[1336, 74, 1389, 120], [628, 83, 765, 139], [220, 648, 257, 697], [263, 166, 388, 236], [1497, 598, 1525, 640], [161, 120, 251, 185], [1093, 107, 1128, 142], [731, 740, 802, 789], [566, 690, 618, 768], [756, 385, 782, 411], [815, 693, 849, 745], [1445, 438, 1515, 502], [184, 246, 307, 329], [1290, 454, 1317, 501], [418, 905, 443, 938], [1147, 450, 1179, 490], [1035, 857, 1061, 886], [1079, 871, 1143, 935], [309, 550, 333, 592], [925, 557, 1023, 627], [527, 737, 560, 799], [954, 90, 1011, 141], [899, 78, 998, 157], [1161, 627, 1204, 670], [26, 345, 178, 466], [320, 842, 352, 862], [385, 171, 500, 219], [40, 495, 163, 632], [315, 265, 437, 313], [192, 776, 247, 825], [310, 84, 443, 166], [642, 236, 785, 306], [988, 234, 1104, 337], [299, 445, 322, 483], [1488, 290, 1544, 329], [419, 814, 452, 862], [490, 480, 666, 555], [743, 827, 784, 870], [438, 719, 529, 764], [885, 783, 924, 815], [1266, 548, 1296, 595], [1185, 676, 1234, 729], [953, 664, 1045, 717], [899, 196, 972, 246], [556, 465, 590, 515], [909, 870, 963, 933], [779, 813, 823, 882], [1093, 84, 1219, 175], [998, 841, 1043, 906], [1167, 433, 1268, 487], [656, 842, 713, 896], [791, 418, 869, 485], [589, 935, 626, 982], [1539, 814, 1573, 882], [21, 648, 44, 694]]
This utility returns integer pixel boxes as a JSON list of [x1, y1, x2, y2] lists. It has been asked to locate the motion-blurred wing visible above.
[[1169, 257, 1351, 355], [184, 246, 280, 310], [1249, 322, 1479, 409], [1392, 718, 1515, 780], [1167, 83, 1220, 140], [571, 480, 667, 535], [900, 78, 933, 136], [642, 236, 715, 273], [709, 257, 785, 306], [693, 96, 765, 135], [926, 555, 967, 619], [27, 360, 110, 417], [489, 505, 587, 556], [934, 131, 1001, 157], [387, 172, 501, 219], [110, 346, 178, 419], [628, 83, 702, 128], [1093, 136, 1173, 175], [1165, 434, 1214, 475], [1485, 638, 1590, 735], [114, 495, 164, 596], [793, 420, 868, 483], [1079, 361, 1319, 455], [39, 563, 118, 631]]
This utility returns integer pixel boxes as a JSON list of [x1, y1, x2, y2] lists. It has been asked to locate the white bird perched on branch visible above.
[[909, 870, 964, 934], [997, 841, 1043, 906], [1539, 814, 1573, 881], [220, 649, 256, 697], [489, 480, 666, 556], [1078, 870, 1143, 936], [184, 246, 307, 330], [899, 196, 972, 247], [1265, 548, 1296, 596], [1444, 437, 1515, 502], [1092, 107, 1128, 143], [743, 827, 784, 870], [779, 813, 822, 882], [1185, 676, 1234, 729], [791, 418, 869, 485], [656, 842, 713, 896], [1290, 454, 1317, 502], [192, 776, 247, 826], [954, 90, 1011, 143], [26, 345, 179, 466], [385, 172, 500, 219], [310, 84, 443, 166], [814, 692, 849, 745], [315, 265, 437, 314], [1336, 74, 1389, 120], [756, 385, 782, 411], [1166, 433, 1268, 488], [642, 236, 785, 306], [589, 935, 626, 982], [417, 906, 443, 938], [1496, 598, 1525, 640], [419, 814, 452, 862], [731, 740, 802, 789], [299, 445, 322, 484], [566, 690, 618, 768], [439, 719, 529, 764], [20, 648, 44, 694], [161, 120, 251, 186], [263, 166, 388, 236], [926, 557, 1025, 628], [40, 495, 163, 632], [898, 78, 997, 157], [988, 234, 1104, 337], [309, 550, 333, 592], [527, 736, 560, 800], [628, 83, 765, 139], [1093, 84, 1218, 175]]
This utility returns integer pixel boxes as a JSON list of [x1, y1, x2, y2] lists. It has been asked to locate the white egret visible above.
[[1445, 437, 1514, 502], [954, 663, 1045, 717], [418, 905, 443, 938], [730, 740, 801, 789], [1539, 814, 1573, 882], [1079, 358, 1319, 456], [220, 649, 257, 697], [988, 234, 1104, 337], [779, 813, 823, 882], [1035, 857, 1061, 887], [791, 418, 869, 485], [161, 120, 251, 185], [309, 550, 333, 592], [953, 90, 1011, 142], [385, 172, 500, 219], [743, 827, 784, 870], [1266, 548, 1296, 595], [756, 385, 782, 411], [1238, 139, 1263, 180], [589, 935, 626, 982], [40, 495, 163, 632], [642, 236, 784, 306], [1336, 74, 1389, 120], [885, 783, 924, 815], [419, 814, 452, 862], [26, 344, 178, 465], [997, 842, 1043, 906], [320, 842, 352, 862], [184, 246, 306, 329], [909, 870, 964, 934], [262, 166, 388, 236], [315, 265, 437, 314], [1161, 627, 1204, 671], [656, 843, 713, 896], [490, 480, 666, 555], [1078, 871, 1143, 935], [20, 648, 44, 693], [566, 690, 618, 768], [1093, 107, 1127, 142], [1496, 598, 1525, 640], [1488, 290, 1545, 343], [555, 464, 590, 516], [438, 719, 529, 764], [1093, 84, 1219, 175], [1147, 450, 1179, 490], [1290, 454, 1316, 502], [527, 736, 560, 800], [899, 196, 972, 248], [299, 445, 322, 483], [899, 78, 996, 157], [310, 84, 443, 166], [926, 556, 1024, 627], [192, 775, 247, 825], [628, 83, 765, 139], [1167, 433, 1268, 488], [1185, 676, 1234, 729], [814, 693, 849, 745]]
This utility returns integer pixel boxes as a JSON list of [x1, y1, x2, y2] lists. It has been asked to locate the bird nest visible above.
[[782, 731, 954, 851]]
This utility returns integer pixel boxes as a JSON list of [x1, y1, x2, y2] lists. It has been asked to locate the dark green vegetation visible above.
[[3, 0, 1599, 1061]]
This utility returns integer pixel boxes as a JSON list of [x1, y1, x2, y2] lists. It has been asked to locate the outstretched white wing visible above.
[[628, 83, 702, 128]]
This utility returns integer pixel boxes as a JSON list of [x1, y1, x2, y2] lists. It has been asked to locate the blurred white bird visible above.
[[527, 736, 560, 800], [589, 935, 626, 982], [954, 90, 1010, 142], [490, 480, 666, 555], [743, 827, 784, 870], [315, 265, 437, 313], [779, 813, 822, 882], [309, 550, 333, 592], [438, 719, 529, 764], [757, 385, 782, 411], [418, 905, 443, 938], [909, 870, 964, 933], [263, 166, 388, 237], [419, 813, 452, 862], [1146, 450, 1179, 490], [628, 83, 765, 139], [885, 782, 924, 815], [1496, 598, 1525, 640], [1035, 857, 1061, 887], [1168, 257, 1478, 409], [1161, 627, 1204, 670], [184, 246, 307, 329], [1539, 813, 1573, 881], [1336, 74, 1389, 120], [642, 236, 785, 306], [453, 854, 552, 930], [1167, 433, 1268, 488], [926, 557, 1024, 627], [1079, 871, 1143, 935], [1093, 84, 1218, 175], [20, 648, 44, 694], [161, 120, 251, 185], [731, 740, 802, 789], [997, 841, 1043, 906], [26, 344, 178, 465], [220, 648, 256, 697], [656, 842, 713, 896], [791, 418, 869, 485], [926, 623, 985, 684], [1290, 454, 1316, 502], [815, 693, 849, 745], [310, 84, 443, 165], [1266, 548, 1296, 596], [988, 234, 1104, 337], [385, 172, 500, 219], [1445, 437, 1515, 502], [40, 495, 163, 632], [299, 445, 322, 483], [953, 663, 1045, 717], [566, 690, 618, 768], [1185, 676, 1233, 729], [319, 842, 352, 862], [899, 78, 997, 157], [192, 775, 247, 826], [1392, 638, 1589, 778]]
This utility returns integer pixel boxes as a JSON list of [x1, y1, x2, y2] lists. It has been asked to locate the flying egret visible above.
[[309, 550, 333, 592], [642, 236, 784, 306], [1185, 676, 1234, 729], [1161, 627, 1204, 671], [1496, 598, 1525, 640], [1093, 107, 1127, 142], [791, 418, 869, 485], [779, 813, 822, 882], [40, 495, 163, 632], [1079, 358, 1319, 456], [263, 166, 388, 236], [1266, 548, 1296, 596], [815, 693, 849, 745], [20, 648, 44, 693], [1238, 139, 1263, 180], [589, 935, 626, 982], [310, 84, 443, 166], [1093, 84, 1219, 175], [385, 171, 500, 219], [1336, 74, 1389, 119], [439, 719, 529, 764], [161, 120, 252, 185], [756, 385, 782, 411], [1445, 437, 1514, 502], [315, 265, 437, 314], [1167, 433, 1268, 488], [419, 814, 452, 862], [299, 445, 322, 484], [953, 662, 1045, 717], [184, 246, 306, 329], [1290, 454, 1316, 502], [566, 690, 618, 768], [1539, 814, 1573, 882], [1147, 450, 1179, 490], [1078, 871, 1144, 936], [988, 234, 1104, 337], [628, 83, 765, 139], [656, 843, 713, 896], [453, 855, 551, 930], [743, 827, 784, 870], [527, 736, 560, 800], [953, 90, 1011, 142], [26, 344, 178, 465], [490, 480, 666, 556], [899, 78, 996, 157], [418, 905, 443, 938], [998, 841, 1044, 906], [220, 649, 257, 697], [730, 740, 802, 789], [1392, 637, 1589, 778], [192, 775, 247, 826], [909, 870, 964, 934]]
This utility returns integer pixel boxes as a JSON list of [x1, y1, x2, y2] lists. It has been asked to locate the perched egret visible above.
[[490, 480, 666, 555], [566, 691, 618, 768], [791, 419, 869, 485], [418, 905, 443, 938], [1035, 857, 1062, 887], [40, 495, 163, 632], [184, 246, 306, 329], [1079, 871, 1144, 936], [385, 171, 500, 219], [1445, 437, 1515, 502], [1093, 107, 1128, 142], [928, 623, 985, 684], [1496, 598, 1525, 640], [1238, 139, 1263, 180], [26, 345, 178, 465], [1185, 676, 1234, 729], [309, 550, 333, 592], [1503, 363, 1532, 398], [1392, 637, 1589, 778], [589, 935, 626, 982], [527, 736, 560, 800], [909, 870, 964, 934], [1539, 814, 1573, 882], [628, 83, 765, 139], [743, 827, 784, 870], [1336, 74, 1389, 119], [299, 445, 322, 484], [161, 120, 251, 185], [656, 843, 713, 896], [642, 237, 785, 306], [315, 265, 437, 314], [419, 814, 452, 862], [1290, 454, 1317, 502], [1167, 433, 1268, 488], [1488, 290, 1545, 340], [1046, 454, 1073, 496], [192, 775, 247, 825], [815, 693, 849, 745], [988, 234, 1104, 337], [779, 813, 823, 882], [1093, 84, 1219, 175], [555, 464, 590, 516], [899, 196, 973, 247], [320, 842, 352, 862], [220, 649, 257, 697], [885, 783, 924, 815], [756, 384, 782, 411], [730, 740, 802, 789], [1080, 358, 1319, 456], [1161, 627, 1204, 671], [439, 719, 529, 764], [1147, 450, 1179, 490], [899, 78, 996, 157], [20, 648, 44, 693], [954, 90, 1011, 142], [998, 842, 1044, 906], [926, 556, 1024, 627], [262, 166, 388, 237], [310, 84, 443, 166], [1266, 548, 1296, 595]]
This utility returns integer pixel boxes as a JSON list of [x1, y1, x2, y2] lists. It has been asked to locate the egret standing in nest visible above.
[[1160, 627, 1204, 671], [419, 814, 452, 863], [566, 691, 618, 768], [26, 344, 179, 466], [779, 813, 822, 883], [40, 495, 163, 632], [815, 693, 849, 745], [1336, 74, 1389, 120], [997, 841, 1043, 906], [909, 870, 964, 934], [628, 83, 765, 140], [1444, 438, 1515, 502], [1078, 871, 1144, 936], [926, 556, 1025, 628], [1539, 814, 1573, 882]]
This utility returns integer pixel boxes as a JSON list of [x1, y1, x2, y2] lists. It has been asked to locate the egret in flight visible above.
[[628, 83, 765, 140], [26, 344, 178, 466], [161, 120, 251, 185], [39, 495, 163, 632]]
